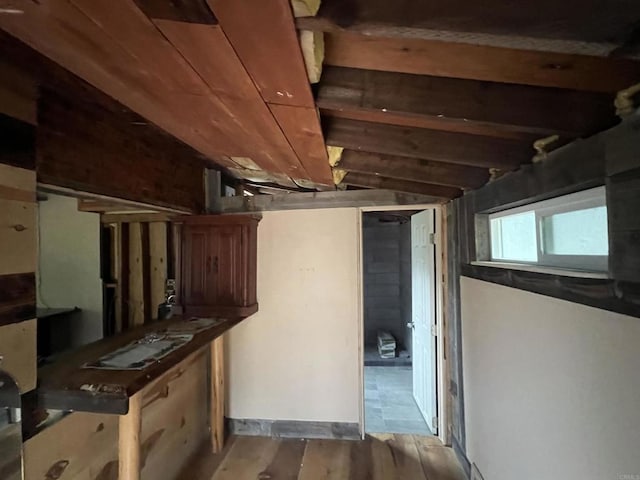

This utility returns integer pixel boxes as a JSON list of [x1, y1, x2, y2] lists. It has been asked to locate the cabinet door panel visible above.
[[215, 225, 244, 305], [183, 227, 210, 305]]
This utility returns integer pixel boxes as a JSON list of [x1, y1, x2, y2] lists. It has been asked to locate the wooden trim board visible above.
[[227, 418, 360, 440]]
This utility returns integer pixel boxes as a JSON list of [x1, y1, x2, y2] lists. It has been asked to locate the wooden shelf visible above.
[[36, 315, 244, 415]]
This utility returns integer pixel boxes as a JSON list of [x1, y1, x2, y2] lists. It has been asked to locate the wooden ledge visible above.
[[36, 315, 248, 415]]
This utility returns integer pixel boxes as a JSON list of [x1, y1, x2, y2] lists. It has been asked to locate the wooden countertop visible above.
[[37, 315, 242, 415]]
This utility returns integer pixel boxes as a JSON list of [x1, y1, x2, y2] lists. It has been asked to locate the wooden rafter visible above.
[[336, 150, 489, 190], [321, 32, 640, 93], [324, 117, 531, 169], [342, 172, 461, 199], [318, 66, 618, 139]]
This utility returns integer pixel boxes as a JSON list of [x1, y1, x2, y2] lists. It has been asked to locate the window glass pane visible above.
[[542, 206, 608, 255], [490, 211, 537, 262]]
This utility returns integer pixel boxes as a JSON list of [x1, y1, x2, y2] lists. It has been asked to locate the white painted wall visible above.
[[38, 194, 103, 347], [461, 277, 640, 480], [227, 208, 361, 423]]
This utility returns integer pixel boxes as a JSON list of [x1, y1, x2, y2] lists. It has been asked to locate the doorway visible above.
[[360, 207, 443, 439]]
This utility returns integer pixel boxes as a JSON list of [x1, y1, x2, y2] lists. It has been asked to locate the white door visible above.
[[411, 209, 438, 433]]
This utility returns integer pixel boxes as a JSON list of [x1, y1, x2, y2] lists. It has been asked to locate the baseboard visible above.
[[227, 418, 361, 440], [452, 434, 472, 479]]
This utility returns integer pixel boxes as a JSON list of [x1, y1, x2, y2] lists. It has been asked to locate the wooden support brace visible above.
[[210, 336, 225, 453], [119, 392, 142, 480]]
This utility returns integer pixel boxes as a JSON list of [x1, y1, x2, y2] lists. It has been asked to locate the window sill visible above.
[[470, 261, 610, 279]]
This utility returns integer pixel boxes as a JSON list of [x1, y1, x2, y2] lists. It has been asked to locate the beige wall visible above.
[[38, 193, 103, 346], [461, 277, 640, 480], [227, 208, 361, 423]]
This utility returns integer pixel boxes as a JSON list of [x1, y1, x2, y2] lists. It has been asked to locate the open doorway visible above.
[[361, 208, 440, 437]]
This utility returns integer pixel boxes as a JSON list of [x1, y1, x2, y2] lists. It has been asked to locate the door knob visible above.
[[407, 322, 415, 329]]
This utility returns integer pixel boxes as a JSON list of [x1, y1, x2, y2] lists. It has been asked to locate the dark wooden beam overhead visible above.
[[298, 0, 640, 46], [343, 172, 461, 199], [320, 106, 539, 142], [37, 89, 206, 213], [337, 150, 489, 190], [133, 0, 217, 24], [325, 118, 532, 169], [321, 32, 640, 93], [318, 66, 618, 138]]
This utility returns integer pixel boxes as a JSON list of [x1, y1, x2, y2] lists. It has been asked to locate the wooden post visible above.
[[210, 336, 225, 453], [119, 393, 142, 480]]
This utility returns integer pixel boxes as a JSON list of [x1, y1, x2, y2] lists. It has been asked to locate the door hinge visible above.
[[431, 324, 437, 336], [428, 232, 436, 245]]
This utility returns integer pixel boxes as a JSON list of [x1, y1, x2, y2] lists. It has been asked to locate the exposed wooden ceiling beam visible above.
[[319, 107, 538, 142], [0, 2, 331, 187], [208, 0, 314, 107], [342, 172, 461, 199], [298, 0, 640, 48], [324, 118, 531, 169], [133, 0, 217, 24], [337, 150, 489, 190], [321, 31, 640, 93], [318, 66, 617, 139], [217, 189, 444, 213]]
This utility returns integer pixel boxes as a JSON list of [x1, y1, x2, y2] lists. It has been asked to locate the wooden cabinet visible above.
[[180, 215, 259, 317]]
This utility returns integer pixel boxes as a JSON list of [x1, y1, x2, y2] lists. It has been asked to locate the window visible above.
[[488, 186, 609, 272]]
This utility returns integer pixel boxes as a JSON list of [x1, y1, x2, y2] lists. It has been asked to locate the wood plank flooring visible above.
[[178, 434, 466, 480]]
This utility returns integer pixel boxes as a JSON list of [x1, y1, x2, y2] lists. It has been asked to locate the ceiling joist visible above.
[[324, 117, 532, 169], [336, 150, 489, 190], [342, 172, 462, 199], [321, 31, 640, 93], [318, 66, 618, 139]]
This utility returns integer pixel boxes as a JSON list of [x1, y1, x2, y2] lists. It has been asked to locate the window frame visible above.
[[486, 186, 609, 273]]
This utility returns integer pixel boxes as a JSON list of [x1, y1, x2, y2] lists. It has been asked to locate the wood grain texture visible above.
[[211, 436, 281, 480], [320, 105, 540, 141], [325, 117, 531, 169], [119, 392, 142, 480], [318, 66, 618, 138], [0, 273, 36, 327], [23, 411, 119, 480], [298, 439, 351, 479], [606, 168, 640, 283], [268, 104, 333, 185], [337, 150, 489, 189], [209, 0, 315, 107], [344, 172, 461, 199], [140, 350, 209, 480], [134, 0, 217, 24], [178, 433, 465, 479], [210, 337, 225, 453], [129, 223, 146, 327], [0, 1, 327, 186], [0, 319, 37, 392], [151, 20, 306, 179], [149, 222, 168, 319], [323, 31, 640, 93], [301, 0, 640, 45], [218, 190, 443, 213], [37, 91, 206, 213]]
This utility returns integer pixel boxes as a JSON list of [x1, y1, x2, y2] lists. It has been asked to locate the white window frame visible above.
[[488, 186, 609, 272]]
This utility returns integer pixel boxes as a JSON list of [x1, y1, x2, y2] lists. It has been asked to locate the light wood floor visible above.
[[179, 434, 467, 480]]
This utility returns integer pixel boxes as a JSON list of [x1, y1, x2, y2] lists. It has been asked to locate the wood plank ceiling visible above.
[[1, 0, 640, 202]]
